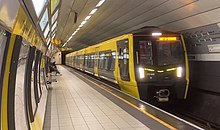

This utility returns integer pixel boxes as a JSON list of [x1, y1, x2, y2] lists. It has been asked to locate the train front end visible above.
[[133, 31, 189, 103]]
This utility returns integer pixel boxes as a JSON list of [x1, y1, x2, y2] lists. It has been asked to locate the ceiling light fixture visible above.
[[96, 0, 105, 7], [52, 33, 56, 39], [152, 32, 162, 36], [79, 24, 83, 28], [85, 15, 91, 21], [62, 42, 67, 47], [81, 20, 87, 25], [89, 8, 98, 15], [63, 0, 105, 47]]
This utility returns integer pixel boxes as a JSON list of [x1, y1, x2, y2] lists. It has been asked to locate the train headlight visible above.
[[139, 67, 145, 79], [176, 67, 183, 78]]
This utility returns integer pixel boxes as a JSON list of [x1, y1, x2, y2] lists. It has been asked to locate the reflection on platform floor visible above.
[[43, 66, 150, 130]]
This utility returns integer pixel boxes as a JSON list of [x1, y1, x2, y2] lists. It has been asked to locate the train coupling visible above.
[[155, 89, 170, 102]]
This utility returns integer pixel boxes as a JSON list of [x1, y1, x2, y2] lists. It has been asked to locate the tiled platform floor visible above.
[[43, 66, 150, 130]]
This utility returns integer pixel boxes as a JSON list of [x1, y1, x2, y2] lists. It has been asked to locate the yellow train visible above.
[[66, 27, 189, 102]]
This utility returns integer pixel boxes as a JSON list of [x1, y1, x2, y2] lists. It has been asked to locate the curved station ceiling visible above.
[[55, 0, 220, 51]]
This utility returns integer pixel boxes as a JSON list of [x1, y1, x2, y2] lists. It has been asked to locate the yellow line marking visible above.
[[73, 70, 177, 130]]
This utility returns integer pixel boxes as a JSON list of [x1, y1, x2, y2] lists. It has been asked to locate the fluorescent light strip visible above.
[[79, 24, 83, 28], [52, 33, 56, 39], [81, 20, 87, 25], [63, 0, 106, 47], [85, 15, 91, 21], [152, 32, 162, 36], [96, 0, 105, 7], [62, 42, 67, 47], [89, 8, 98, 15]]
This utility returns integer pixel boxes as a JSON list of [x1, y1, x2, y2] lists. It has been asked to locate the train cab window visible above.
[[138, 41, 153, 66]]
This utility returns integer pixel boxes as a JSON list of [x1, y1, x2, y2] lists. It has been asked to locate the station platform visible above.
[[43, 66, 203, 130]]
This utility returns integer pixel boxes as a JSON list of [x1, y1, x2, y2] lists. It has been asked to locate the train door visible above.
[[94, 47, 99, 76], [116, 37, 140, 98], [117, 39, 130, 81]]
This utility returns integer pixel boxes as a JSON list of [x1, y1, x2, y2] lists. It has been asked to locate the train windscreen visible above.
[[138, 40, 153, 66], [135, 36, 184, 67], [156, 40, 183, 66]]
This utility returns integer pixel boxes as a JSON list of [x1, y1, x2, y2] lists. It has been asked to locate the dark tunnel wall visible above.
[[61, 51, 73, 65], [181, 24, 220, 126]]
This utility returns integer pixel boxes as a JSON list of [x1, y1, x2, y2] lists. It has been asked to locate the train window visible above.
[[73, 56, 75, 66], [90, 54, 95, 68], [69, 56, 72, 66], [78, 56, 80, 66], [75, 56, 78, 66], [123, 47, 129, 77], [88, 55, 91, 68], [81, 55, 85, 66], [68, 56, 71, 65], [104, 53, 110, 70], [110, 51, 116, 71], [156, 40, 183, 66], [138, 41, 153, 66], [85, 55, 88, 67], [98, 51, 112, 70], [99, 53, 105, 69], [67, 57, 69, 65], [117, 39, 130, 81]]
